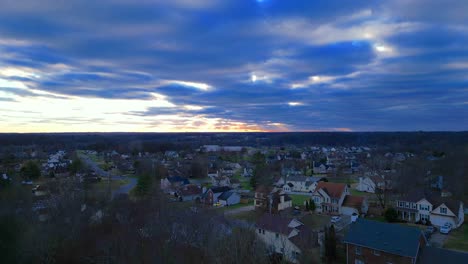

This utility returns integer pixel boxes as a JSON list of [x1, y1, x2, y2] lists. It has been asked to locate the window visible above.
[[262, 229, 265, 234], [275, 233, 279, 239], [373, 250, 380, 256], [355, 246, 362, 255], [258, 229, 261, 234], [441, 207, 447, 214]]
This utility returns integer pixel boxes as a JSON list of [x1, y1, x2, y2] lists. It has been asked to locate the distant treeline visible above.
[[0, 132, 467, 152]]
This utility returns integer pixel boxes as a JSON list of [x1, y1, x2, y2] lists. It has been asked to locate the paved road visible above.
[[78, 153, 110, 177], [223, 205, 255, 216], [78, 153, 137, 198]]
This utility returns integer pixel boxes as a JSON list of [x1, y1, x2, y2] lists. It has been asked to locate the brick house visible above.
[[344, 219, 426, 264]]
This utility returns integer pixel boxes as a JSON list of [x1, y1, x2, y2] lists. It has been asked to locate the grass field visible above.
[[444, 220, 468, 252], [219, 201, 254, 211], [300, 214, 330, 230], [290, 194, 311, 207]]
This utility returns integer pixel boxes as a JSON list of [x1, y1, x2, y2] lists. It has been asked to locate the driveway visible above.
[[429, 232, 449, 247], [332, 215, 352, 231]]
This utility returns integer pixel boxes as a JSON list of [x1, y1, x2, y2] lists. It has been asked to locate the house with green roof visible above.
[[344, 219, 427, 264]]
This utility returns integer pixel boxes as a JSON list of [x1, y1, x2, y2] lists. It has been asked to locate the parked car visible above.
[[440, 224, 451, 234], [331, 216, 341, 223], [426, 226, 437, 234], [351, 213, 358, 223]]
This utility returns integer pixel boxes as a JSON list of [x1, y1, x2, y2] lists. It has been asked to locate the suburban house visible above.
[[218, 191, 241, 206], [207, 169, 218, 178], [211, 175, 231, 187], [356, 176, 387, 193], [282, 176, 324, 193], [256, 214, 316, 263], [175, 184, 202, 202], [255, 186, 292, 213], [344, 219, 427, 264], [311, 182, 349, 215], [313, 162, 328, 174], [395, 190, 465, 229], [160, 176, 190, 194], [342, 195, 369, 216], [200, 186, 232, 206]]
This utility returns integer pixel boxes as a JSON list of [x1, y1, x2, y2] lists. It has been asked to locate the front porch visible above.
[[397, 208, 418, 222]]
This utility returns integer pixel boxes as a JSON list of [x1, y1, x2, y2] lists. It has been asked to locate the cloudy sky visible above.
[[0, 0, 467, 132]]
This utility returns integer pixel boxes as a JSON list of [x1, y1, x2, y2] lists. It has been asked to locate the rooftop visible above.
[[344, 219, 424, 258]]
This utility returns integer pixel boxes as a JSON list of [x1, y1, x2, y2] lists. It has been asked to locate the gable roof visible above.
[[177, 185, 202, 196], [344, 219, 424, 258], [286, 175, 309, 182], [218, 191, 237, 201], [315, 182, 346, 198], [209, 186, 231, 194], [399, 190, 461, 214], [167, 176, 190, 185], [342, 195, 365, 208], [418, 246, 468, 264], [256, 214, 315, 251]]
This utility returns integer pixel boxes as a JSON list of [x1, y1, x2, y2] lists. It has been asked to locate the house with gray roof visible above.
[[344, 219, 426, 264], [396, 190, 464, 229], [282, 175, 324, 193], [218, 191, 240, 206], [256, 214, 317, 263]]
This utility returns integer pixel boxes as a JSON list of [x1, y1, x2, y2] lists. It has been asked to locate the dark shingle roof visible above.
[[316, 182, 346, 198], [210, 186, 231, 194], [418, 246, 468, 264], [167, 176, 190, 185], [344, 219, 424, 258], [218, 191, 234, 201]]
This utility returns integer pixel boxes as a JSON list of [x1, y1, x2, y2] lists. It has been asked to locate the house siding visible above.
[[347, 244, 415, 264], [256, 229, 301, 263]]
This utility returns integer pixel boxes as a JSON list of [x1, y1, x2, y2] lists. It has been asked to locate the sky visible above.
[[0, 0, 467, 132]]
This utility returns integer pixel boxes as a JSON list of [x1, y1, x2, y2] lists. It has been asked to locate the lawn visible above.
[[300, 214, 330, 231], [349, 189, 373, 198], [290, 194, 311, 207], [92, 178, 129, 191], [219, 201, 254, 211], [229, 210, 263, 223], [444, 222, 468, 252]]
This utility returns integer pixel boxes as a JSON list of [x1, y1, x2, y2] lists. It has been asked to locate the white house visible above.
[[218, 191, 241, 206], [311, 182, 349, 215], [356, 176, 386, 193], [396, 191, 464, 229], [256, 214, 315, 263], [282, 176, 323, 193]]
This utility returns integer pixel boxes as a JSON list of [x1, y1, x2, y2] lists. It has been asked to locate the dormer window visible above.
[[441, 207, 447, 214]]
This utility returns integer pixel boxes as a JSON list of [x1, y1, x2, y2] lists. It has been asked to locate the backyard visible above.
[[290, 194, 311, 207]]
